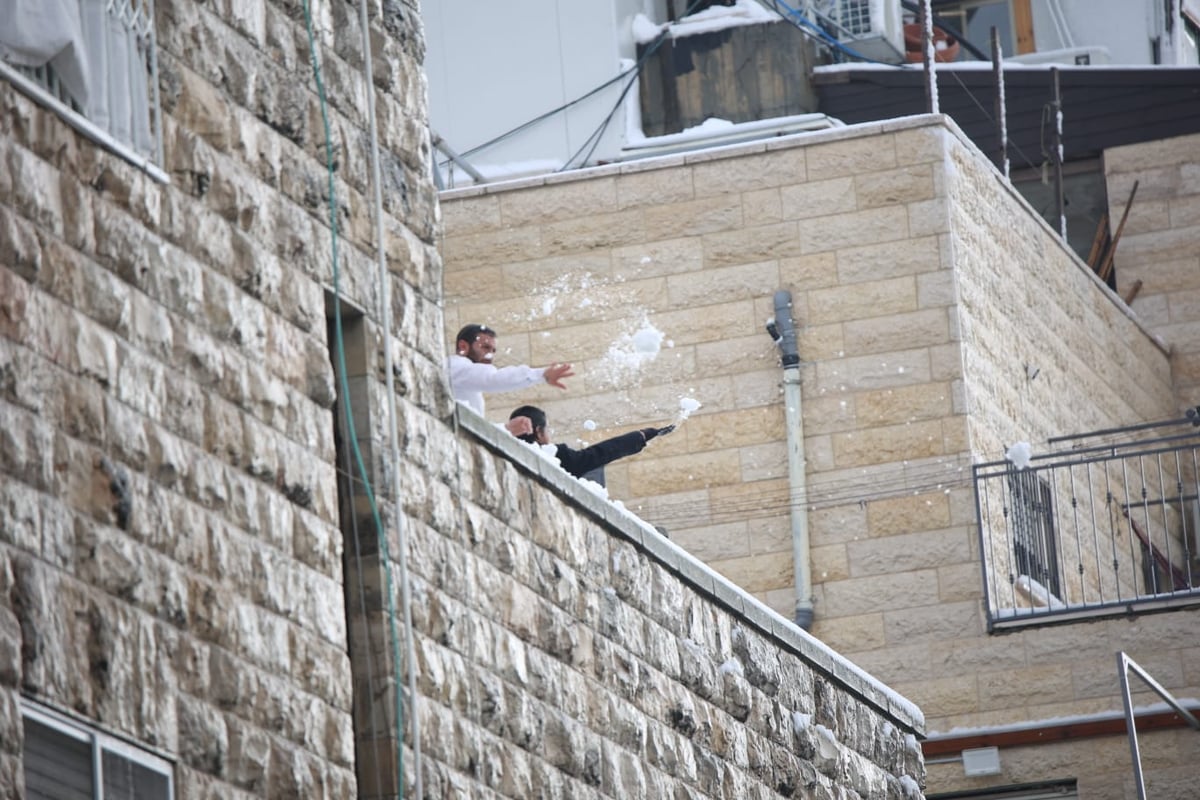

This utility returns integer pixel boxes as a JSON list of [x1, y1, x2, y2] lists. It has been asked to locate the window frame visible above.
[[1007, 470, 1062, 601], [0, 0, 167, 183], [22, 699, 175, 800]]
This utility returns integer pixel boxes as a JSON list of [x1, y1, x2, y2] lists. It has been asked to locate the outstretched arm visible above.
[[555, 430, 649, 478], [449, 357, 545, 394]]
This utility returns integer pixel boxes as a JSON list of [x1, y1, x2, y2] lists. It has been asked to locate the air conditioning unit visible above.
[[816, 0, 905, 62]]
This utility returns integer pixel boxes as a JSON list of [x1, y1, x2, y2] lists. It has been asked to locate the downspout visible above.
[[768, 289, 814, 630]]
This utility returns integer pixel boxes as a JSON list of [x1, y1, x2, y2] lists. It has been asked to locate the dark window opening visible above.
[[1008, 471, 1061, 599]]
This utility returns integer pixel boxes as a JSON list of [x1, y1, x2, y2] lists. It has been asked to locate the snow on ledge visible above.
[[633, 0, 781, 45]]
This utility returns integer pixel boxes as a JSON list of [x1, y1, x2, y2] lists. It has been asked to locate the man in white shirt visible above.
[[447, 323, 574, 416]]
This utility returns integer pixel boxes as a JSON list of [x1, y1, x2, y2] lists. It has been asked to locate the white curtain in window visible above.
[[0, 0, 90, 104], [80, 0, 155, 157]]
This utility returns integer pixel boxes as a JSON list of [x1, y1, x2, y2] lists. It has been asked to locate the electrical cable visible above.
[[938, 67, 1041, 173], [301, 3, 408, 797], [771, 0, 897, 65], [558, 0, 710, 172]]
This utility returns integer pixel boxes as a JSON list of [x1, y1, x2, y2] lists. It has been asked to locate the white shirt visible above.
[[447, 354, 544, 415]]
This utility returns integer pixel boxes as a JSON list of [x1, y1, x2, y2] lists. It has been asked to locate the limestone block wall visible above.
[[441, 118, 974, 616], [1102, 132, 1200, 410], [410, 412, 926, 798], [0, 0, 441, 796], [947, 126, 1176, 459], [0, 3, 928, 799], [440, 117, 1200, 798]]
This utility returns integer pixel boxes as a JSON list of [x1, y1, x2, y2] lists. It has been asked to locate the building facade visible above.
[[439, 119, 1200, 797], [0, 1, 922, 798]]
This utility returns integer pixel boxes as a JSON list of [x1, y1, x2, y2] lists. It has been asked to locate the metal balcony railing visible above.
[[973, 420, 1200, 631]]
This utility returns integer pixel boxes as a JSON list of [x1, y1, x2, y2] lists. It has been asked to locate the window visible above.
[[931, 0, 1028, 58], [0, 0, 164, 179], [22, 700, 173, 800], [1007, 471, 1061, 599]]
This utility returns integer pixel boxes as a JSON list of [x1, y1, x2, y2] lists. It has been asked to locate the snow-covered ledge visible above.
[[455, 403, 926, 736]]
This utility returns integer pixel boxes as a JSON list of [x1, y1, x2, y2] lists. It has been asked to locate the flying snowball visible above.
[[1006, 441, 1032, 470]]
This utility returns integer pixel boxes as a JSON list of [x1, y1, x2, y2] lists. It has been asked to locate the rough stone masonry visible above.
[[0, 0, 924, 797]]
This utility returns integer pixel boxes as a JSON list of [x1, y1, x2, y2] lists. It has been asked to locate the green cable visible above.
[[300, 3, 408, 796]]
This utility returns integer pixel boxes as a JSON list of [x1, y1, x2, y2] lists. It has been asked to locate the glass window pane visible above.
[[23, 717, 94, 800], [102, 749, 171, 800]]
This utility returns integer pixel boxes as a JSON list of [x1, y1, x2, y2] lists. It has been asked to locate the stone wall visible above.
[[1102, 132, 1200, 410], [412, 411, 925, 798], [0, 2, 924, 799], [0, 0, 438, 796], [439, 117, 1200, 798]]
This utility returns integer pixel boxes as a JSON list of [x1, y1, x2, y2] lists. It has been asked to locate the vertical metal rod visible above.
[[990, 25, 1009, 178], [974, 471, 997, 630], [919, 0, 938, 114], [1068, 466, 1085, 600], [358, 0, 424, 795], [1138, 457, 1156, 593], [1085, 464, 1102, 604], [1050, 67, 1066, 240], [1188, 449, 1200, 586], [1118, 652, 1148, 800]]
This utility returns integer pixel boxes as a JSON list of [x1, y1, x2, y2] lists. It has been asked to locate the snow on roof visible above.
[[633, 0, 781, 45]]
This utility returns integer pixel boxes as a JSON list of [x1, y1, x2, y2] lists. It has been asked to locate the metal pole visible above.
[[920, 0, 938, 114], [990, 26, 1009, 179], [1117, 651, 1200, 800], [359, 1, 424, 796], [1051, 67, 1066, 240], [431, 130, 487, 184]]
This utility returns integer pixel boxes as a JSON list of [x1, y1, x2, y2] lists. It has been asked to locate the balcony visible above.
[[973, 418, 1200, 631]]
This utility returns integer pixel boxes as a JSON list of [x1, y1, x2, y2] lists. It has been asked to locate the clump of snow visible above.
[[583, 419, 597, 431], [898, 775, 922, 799], [1015, 574, 1066, 610], [631, 325, 664, 354], [631, 13, 666, 44], [676, 397, 702, 424], [592, 317, 666, 386], [1006, 441, 1032, 469], [578, 476, 609, 499], [791, 711, 812, 734], [680, 117, 735, 136], [718, 658, 743, 675], [666, 0, 781, 39], [516, 437, 563, 467]]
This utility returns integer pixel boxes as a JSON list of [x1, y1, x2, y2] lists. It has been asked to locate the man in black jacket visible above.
[[508, 405, 674, 484]]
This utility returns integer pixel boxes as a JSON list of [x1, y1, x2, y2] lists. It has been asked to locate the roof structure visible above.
[[812, 65, 1200, 171]]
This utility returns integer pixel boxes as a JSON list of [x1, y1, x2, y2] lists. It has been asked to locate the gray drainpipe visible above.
[[768, 289, 814, 631]]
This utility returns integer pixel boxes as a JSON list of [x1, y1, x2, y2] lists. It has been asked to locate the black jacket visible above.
[[554, 430, 648, 479]]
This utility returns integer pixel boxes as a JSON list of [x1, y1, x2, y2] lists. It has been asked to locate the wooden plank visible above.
[[1122, 278, 1144, 304], [1098, 180, 1139, 284], [1085, 211, 1109, 272], [1012, 0, 1036, 54]]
